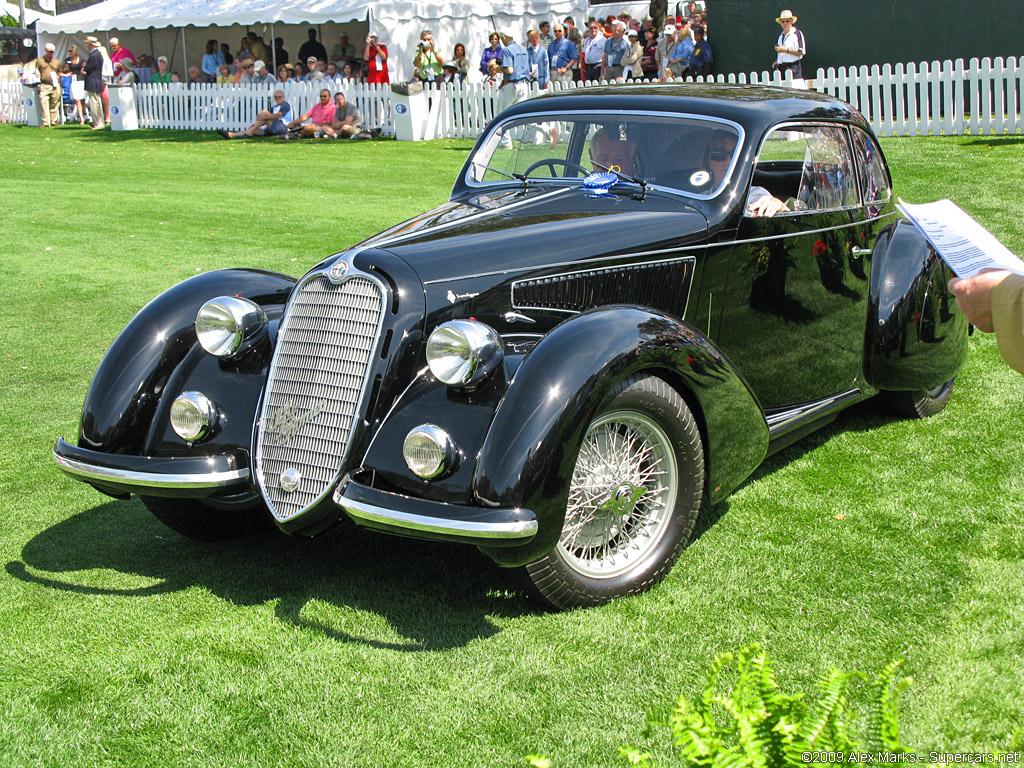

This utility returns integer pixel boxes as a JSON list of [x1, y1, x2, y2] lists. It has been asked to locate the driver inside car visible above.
[[588, 126, 637, 176]]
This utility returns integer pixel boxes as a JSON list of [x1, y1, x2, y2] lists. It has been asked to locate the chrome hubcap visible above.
[[558, 410, 678, 579]]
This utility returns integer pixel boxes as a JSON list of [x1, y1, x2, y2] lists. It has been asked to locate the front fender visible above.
[[79, 269, 296, 461], [865, 219, 968, 390], [474, 306, 768, 566]]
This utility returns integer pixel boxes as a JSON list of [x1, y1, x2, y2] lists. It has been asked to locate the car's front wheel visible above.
[[140, 496, 274, 541], [525, 374, 705, 610]]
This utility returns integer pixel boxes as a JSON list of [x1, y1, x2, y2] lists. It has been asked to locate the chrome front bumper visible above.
[[53, 438, 251, 498], [335, 478, 537, 546]]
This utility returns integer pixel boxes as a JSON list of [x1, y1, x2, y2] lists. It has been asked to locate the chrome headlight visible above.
[[403, 425, 456, 479], [426, 320, 503, 387], [170, 391, 218, 442], [195, 296, 267, 358]]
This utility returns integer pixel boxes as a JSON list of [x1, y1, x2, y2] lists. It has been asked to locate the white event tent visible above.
[[36, 0, 588, 82]]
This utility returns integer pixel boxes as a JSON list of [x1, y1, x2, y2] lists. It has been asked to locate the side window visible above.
[[752, 125, 858, 215], [851, 128, 891, 209]]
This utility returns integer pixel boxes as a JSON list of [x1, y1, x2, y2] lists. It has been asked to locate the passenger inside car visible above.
[[705, 131, 789, 217]]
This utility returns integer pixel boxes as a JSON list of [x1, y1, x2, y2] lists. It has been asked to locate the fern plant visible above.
[[528, 645, 918, 768], [643, 644, 912, 767]]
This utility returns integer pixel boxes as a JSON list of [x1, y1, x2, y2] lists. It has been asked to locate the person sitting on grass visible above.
[[285, 88, 339, 138], [219, 90, 292, 139], [330, 92, 363, 138]]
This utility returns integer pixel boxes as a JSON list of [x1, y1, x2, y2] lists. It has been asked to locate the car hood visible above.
[[353, 184, 709, 286]]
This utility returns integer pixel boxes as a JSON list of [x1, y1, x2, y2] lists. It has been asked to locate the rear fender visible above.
[[474, 306, 768, 566], [865, 219, 968, 390]]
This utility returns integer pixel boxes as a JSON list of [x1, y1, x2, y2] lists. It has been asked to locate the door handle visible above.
[[851, 246, 873, 256]]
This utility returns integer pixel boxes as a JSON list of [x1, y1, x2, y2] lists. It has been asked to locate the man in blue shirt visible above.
[[219, 90, 292, 138], [687, 25, 713, 77], [601, 21, 630, 81], [497, 30, 530, 113], [548, 23, 577, 87]]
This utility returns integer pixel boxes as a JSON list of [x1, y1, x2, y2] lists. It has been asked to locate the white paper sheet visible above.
[[896, 198, 1024, 278]]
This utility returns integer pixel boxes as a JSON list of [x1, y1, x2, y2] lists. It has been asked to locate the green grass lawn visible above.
[[1, 125, 1021, 767]]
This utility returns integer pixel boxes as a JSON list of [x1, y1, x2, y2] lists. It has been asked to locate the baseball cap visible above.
[[44, 43, 55, 51], [253, 59, 265, 71], [663, 24, 676, 35]]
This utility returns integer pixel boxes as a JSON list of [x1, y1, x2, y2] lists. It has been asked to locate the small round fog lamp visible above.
[[403, 425, 456, 479], [170, 391, 218, 442]]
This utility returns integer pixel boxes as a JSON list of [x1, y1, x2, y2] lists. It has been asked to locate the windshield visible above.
[[468, 113, 742, 197]]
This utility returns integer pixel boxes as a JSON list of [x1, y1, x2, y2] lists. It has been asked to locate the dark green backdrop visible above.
[[705, 1, 1022, 78]]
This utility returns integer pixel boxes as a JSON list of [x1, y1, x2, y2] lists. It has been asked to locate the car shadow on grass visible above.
[[6, 498, 540, 651]]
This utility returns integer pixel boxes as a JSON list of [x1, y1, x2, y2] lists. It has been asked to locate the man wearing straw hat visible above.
[[772, 10, 805, 79], [83, 37, 106, 129]]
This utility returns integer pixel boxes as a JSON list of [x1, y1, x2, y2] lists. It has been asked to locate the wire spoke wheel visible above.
[[525, 374, 704, 610], [559, 410, 678, 579]]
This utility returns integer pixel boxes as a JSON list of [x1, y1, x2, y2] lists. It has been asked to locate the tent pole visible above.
[[271, 22, 276, 72], [182, 27, 187, 78], [169, 29, 179, 71]]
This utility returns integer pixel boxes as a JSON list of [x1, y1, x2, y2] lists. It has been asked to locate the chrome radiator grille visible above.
[[256, 274, 384, 522]]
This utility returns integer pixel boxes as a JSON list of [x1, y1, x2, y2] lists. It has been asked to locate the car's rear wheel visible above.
[[140, 496, 274, 541], [525, 374, 705, 610], [883, 376, 956, 419]]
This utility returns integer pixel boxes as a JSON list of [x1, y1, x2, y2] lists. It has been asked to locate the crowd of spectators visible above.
[[411, 0, 711, 88], [29, 6, 714, 132], [175, 29, 390, 88]]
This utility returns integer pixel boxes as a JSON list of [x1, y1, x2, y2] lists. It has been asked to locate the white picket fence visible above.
[[814, 57, 1024, 136], [0, 80, 27, 123], [133, 80, 394, 133], [3, 57, 1021, 138]]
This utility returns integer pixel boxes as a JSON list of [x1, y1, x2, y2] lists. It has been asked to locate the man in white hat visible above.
[[27, 42, 63, 127], [773, 10, 805, 79]]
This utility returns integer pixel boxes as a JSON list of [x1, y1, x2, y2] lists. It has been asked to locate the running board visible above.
[[765, 388, 863, 441]]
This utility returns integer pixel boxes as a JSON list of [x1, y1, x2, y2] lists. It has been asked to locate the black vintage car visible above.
[[54, 85, 967, 609]]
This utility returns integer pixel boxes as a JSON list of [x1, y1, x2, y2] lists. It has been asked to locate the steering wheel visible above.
[[523, 158, 590, 179]]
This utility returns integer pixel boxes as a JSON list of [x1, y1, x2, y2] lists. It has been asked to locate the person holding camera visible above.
[[413, 30, 444, 82], [364, 33, 389, 84]]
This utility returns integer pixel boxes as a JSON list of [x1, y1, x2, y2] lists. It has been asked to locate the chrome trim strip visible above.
[[424, 210, 895, 287], [729, 211, 897, 248], [53, 449, 250, 489], [339, 496, 538, 541], [766, 388, 863, 437]]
